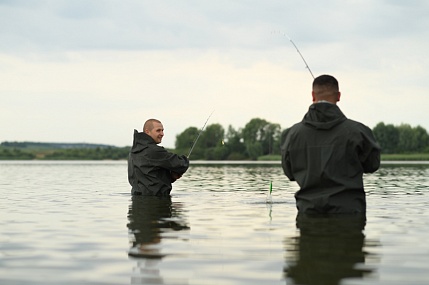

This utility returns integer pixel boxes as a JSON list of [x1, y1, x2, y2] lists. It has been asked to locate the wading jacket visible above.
[[281, 102, 381, 214], [128, 130, 189, 196]]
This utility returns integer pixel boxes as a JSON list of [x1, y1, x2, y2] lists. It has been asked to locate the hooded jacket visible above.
[[281, 102, 380, 214], [128, 130, 189, 196]]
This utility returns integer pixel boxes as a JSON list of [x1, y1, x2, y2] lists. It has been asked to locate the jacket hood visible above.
[[131, 129, 155, 153], [303, 102, 347, 130]]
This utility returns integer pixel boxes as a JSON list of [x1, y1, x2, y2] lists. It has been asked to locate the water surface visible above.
[[1, 161, 429, 284]]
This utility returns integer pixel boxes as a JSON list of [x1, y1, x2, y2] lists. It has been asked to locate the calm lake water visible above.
[[1, 160, 429, 285]]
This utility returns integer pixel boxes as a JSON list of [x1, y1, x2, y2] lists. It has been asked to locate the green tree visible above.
[[0, 148, 36, 160], [175, 124, 227, 160], [397, 124, 417, 153], [262, 122, 282, 155], [373, 122, 399, 153], [204, 145, 228, 160], [224, 125, 246, 160], [199, 124, 226, 160], [42, 147, 129, 160], [373, 122, 429, 154], [175, 127, 199, 156], [199, 124, 225, 149], [413, 125, 429, 152], [397, 124, 429, 153], [246, 141, 263, 160], [242, 118, 282, 159]]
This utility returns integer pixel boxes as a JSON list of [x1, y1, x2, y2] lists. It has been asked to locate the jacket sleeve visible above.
[[147, 146, 189, 174], [359, 126, 381, 173], [281, 128, 295, 181]]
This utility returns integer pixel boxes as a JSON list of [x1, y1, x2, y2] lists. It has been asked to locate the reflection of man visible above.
[[127, 196, 190, 258], [128, 119, 189, 196], [284, 214, 373, 285], [281, 75, 381, 214], [127, 196, 190, 284]]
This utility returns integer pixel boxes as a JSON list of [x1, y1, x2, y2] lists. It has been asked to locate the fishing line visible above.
[[187, 110, 214, 158]]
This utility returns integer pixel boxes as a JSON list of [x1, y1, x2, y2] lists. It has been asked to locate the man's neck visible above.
[[315, 100, 335, 104]]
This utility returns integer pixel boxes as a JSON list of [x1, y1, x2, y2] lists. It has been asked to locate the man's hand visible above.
[[171, 171, 182, 183]]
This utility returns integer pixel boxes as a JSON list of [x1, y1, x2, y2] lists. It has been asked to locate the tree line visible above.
[[175, 118, 282, 160], [174, 119, 429, 160], [0, 143, 129, 160], [2, 119, 429, 160], [372, 122, 429, 154]]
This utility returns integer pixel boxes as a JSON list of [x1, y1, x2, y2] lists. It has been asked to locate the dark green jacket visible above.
[[281, 102, 381, 214], [128, 130, 189, 196]]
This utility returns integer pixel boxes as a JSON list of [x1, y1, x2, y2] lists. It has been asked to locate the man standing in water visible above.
[[281, 75, 381, 214], [128, 119, 189, 196]]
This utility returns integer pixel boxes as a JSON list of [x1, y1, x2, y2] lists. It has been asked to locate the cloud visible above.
[[1, 1, 429, 148]]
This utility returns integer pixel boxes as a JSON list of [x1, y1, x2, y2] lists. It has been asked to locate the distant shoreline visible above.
[[1, 160, 429, 166], [256, 154, 429, 162], [1, 156, 429, 163], [2, 141, 429, 161]]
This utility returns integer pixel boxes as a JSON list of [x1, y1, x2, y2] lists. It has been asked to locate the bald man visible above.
[[281, 75, 381, 214], [128, 119, 189, 196]]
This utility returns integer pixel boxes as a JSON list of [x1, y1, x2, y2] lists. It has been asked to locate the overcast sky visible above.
[[1, 0, 428, 148]]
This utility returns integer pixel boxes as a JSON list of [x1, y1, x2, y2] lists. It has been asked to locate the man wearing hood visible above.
[[281, 75, 381, 214], [128, 119, 189, 196]]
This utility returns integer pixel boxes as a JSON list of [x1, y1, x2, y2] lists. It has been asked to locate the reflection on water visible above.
[[127, 196, 190, 284], [1, 161, 429, 284], [127, 196, 190, 258], [284, 214, 374, 285]]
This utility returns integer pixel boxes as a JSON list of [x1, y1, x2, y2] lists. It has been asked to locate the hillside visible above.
[[0, 141, 129, 160], [1, 141, 116, 150]]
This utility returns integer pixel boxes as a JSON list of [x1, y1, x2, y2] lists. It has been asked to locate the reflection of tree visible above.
[[284, 214, 374, 285], [127, 196, 190, 258]]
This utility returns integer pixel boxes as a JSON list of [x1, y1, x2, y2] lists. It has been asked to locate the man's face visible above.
[[146, 121, 164, 144]]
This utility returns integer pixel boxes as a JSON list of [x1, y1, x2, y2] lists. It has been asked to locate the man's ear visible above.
[[312, 91, 316, 102], [337, 91, 341, 102]]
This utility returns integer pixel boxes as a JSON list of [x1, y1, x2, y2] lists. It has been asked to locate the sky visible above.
[[1, 0, 428, 148]]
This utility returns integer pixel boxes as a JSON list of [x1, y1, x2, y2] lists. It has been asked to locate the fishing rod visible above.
[[285, 34, 315, 79], [187, 111, 214, 158]]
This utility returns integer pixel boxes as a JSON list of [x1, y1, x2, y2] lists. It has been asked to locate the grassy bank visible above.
[[2, 144, 429, 161], [257, 154, 429, 161], [380, 153, 429, 161], [257, 155, 281, 161]]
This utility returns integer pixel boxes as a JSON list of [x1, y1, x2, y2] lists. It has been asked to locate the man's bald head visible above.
[[143, 119, 164, 144], [143, 119, 161, 132]]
